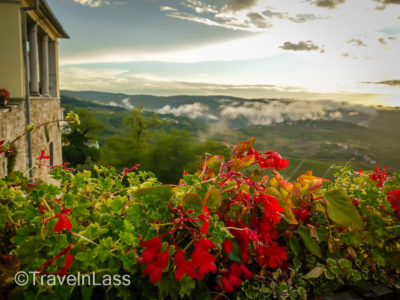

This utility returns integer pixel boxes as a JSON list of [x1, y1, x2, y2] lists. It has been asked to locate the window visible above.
[[49, 141, 54, 166]]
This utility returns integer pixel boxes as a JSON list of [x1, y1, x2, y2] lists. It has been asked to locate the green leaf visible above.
[[183, 193, 203, 215], [298, 225, 322, 258], [298, 286, 307, 300], [230, 155, 255, 171], [234, 137, 256, 155], [133, 185, 171, 202], [206, 155, 225, 175], [324, 188, 363, 229], [351, 270, 362, 281], [324, 268, 335, 280], [179, 275, 196, 298], [0, 204, 10, 228], [288, 236, 301, 256], [227, 239, 242, 263], [304, 266, 325, 279], [203, 187, 222, 211], [338, 258, 352, 271], [107, 195, 127, 212]]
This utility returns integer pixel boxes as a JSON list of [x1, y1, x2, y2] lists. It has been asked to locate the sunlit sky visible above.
[[48, 0, 400, 106]]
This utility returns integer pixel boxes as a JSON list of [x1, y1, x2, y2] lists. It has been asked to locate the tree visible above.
[[62, 108, 104, 169]]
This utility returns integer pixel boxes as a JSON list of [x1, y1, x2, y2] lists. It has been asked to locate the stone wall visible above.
[[0, 99, 28, 177], [0, 97, 63, 181]]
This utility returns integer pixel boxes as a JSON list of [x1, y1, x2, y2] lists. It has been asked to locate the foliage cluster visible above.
[[1, 132, 400, 299]]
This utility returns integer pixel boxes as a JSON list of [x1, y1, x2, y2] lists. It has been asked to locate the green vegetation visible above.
[[61, 92, 400, 182], [1, 134, 400, 299]]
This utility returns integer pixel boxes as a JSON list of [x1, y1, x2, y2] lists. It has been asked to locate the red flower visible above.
[[222, 277, 235, 293], [143, 251, 169, 283], [40, 205, 46, 214], [223, 239, 234, 254], [36, 150, 50, 161], [200, 206, 210, 234], [174, 250, 197, 281], [54, 254, 74, 276], [121, 164, 140, 176], [61, 163, 75, 172], [37, 244, 73, 275], [43, 208, 73, 233], [293, 208, 311, 223], [388, 190, 400, 221], [240, 265, 253, 279], [221, 263, 252, 293], [139, 237, 170, 283], [256, 243, 287, 269], [191, 239, 217, 280], [53, 209, 73, 233], [258, 151, 289, 170], [369, 165, 388, 188], [139, 237, 162, 264]]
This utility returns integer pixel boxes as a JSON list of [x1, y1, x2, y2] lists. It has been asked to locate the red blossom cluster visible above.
[[252, 149, 289, 170], [43, 200, 73, 233], [138, 142, 289, 294], [219, 263, 252, 293], [138, 205, 217, 284], [388, 190, 400, 221], [368, 165, 389, 188]]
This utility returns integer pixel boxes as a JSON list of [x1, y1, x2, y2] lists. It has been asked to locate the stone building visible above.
[[0, 0, 69, 180]]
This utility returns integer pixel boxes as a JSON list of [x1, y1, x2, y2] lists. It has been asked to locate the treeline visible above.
[[62, 107, 229, 183]]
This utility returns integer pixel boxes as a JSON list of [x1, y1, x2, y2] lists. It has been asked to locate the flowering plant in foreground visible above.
[[0, 135, 400, 299]]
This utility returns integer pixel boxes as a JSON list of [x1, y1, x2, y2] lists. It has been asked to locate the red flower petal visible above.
[[223, 240, 233, 254], [222, 277, 234, 293]]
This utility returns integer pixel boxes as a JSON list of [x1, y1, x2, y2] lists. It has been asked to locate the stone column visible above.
[[40, 34, 49, 97], [48, 40, 57, 97], [29, 23, 40, 96]]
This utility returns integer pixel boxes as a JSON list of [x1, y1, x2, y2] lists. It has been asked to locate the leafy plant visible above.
[[1, 130, 399, 299]]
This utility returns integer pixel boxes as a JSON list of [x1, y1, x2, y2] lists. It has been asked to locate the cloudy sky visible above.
[[48, 0, 400, 106]]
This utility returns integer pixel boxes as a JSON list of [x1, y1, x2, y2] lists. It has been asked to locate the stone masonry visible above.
[[0, 97, 63, 181]]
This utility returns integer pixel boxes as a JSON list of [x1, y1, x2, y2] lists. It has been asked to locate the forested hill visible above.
[[61, 90, 400, 178]]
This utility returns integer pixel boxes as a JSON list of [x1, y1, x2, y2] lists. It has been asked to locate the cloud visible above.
[[347, 39, 367, 46], [279, 40, 322, 51], [181, 0, 218, 14], [217, 100, 375, 126], [374, 0, 400, 9], [160, 6, 177, 12], [290, 13, 323, 23], [246, 12, 272, 28], [224, 0, 257, 12], [156, 103, 218, 120], [309, 0, 346, 9], [72, 0, 111, 7], [362, 80, 400, 86], [378, 37, 387, 45], [122, 98, 133, 109], [341, 52, 357, 59], [151, 99, 377, 127]]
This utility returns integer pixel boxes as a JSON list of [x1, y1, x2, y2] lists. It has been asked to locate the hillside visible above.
[[61, 90, 400, 177]]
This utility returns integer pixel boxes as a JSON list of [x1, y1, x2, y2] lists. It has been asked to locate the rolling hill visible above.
[[61, 90, 400, 177]]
